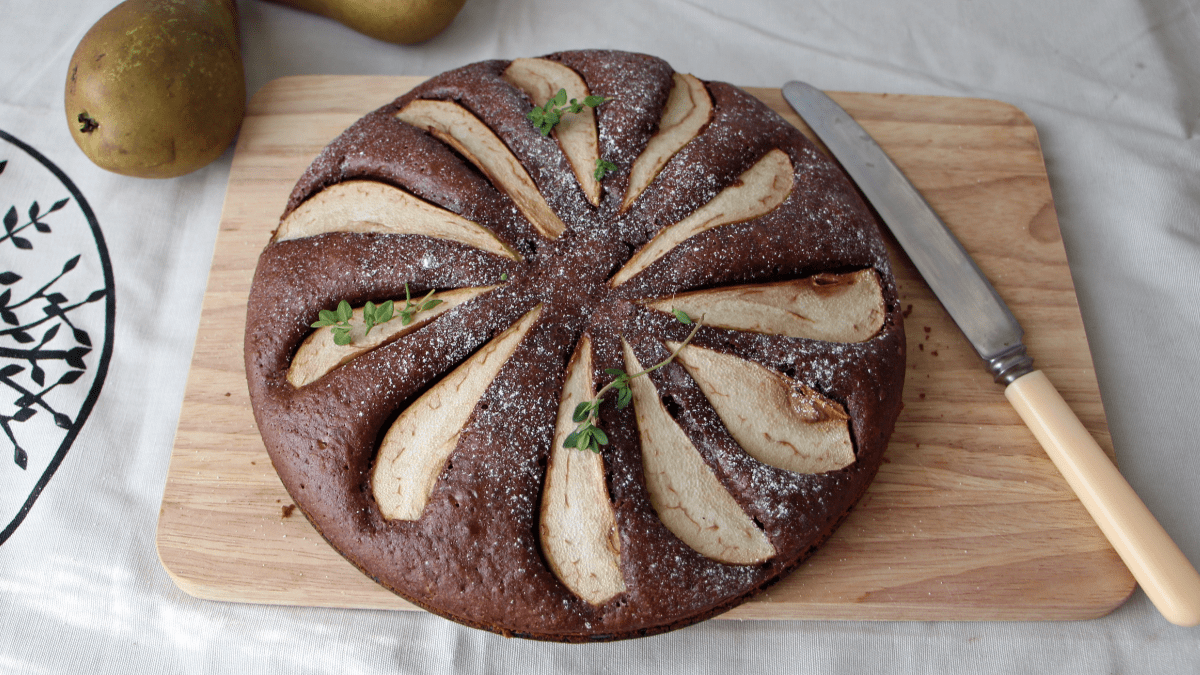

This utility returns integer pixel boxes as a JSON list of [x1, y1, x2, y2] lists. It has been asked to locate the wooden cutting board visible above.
[[156, 75, 1135, 621]]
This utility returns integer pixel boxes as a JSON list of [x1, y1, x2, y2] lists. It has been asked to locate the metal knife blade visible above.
[[782, 80, 1031, 383], [782, 80, 1200, 626]]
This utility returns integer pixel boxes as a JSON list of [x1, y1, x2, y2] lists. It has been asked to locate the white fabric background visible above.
[[1, 0, 1198, 672]]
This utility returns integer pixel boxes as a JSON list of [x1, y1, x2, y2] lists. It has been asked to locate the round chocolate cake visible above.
[[245, 50, 905, 641]]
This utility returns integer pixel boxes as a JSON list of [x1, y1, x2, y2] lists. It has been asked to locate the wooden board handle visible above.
[[1006, 370, 1200, 626]]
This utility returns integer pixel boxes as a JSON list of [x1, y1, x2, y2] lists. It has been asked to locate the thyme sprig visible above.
[[397, 283, 443, 326], [362, 300, 394, 335], [527, 88, 609, 136], [311, 284, 443, 346], [593, 158, 617, 180], [564, 311, 702, 453], [312, 300, 354, 346]]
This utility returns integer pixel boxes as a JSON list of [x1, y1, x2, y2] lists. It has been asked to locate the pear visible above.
[[268, 0, 467, 44], [64, 0, 245, 179]]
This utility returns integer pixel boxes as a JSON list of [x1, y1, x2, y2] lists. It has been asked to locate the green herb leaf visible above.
[[363, 301, 378, 334], [572, 401, 593, 423], [616, 386, 633, 409], [576, 427, 598, 453], [313, 308, 337, 326], [335, 300, 353, 323], [528, 89, 610, 136], [362, 299, 395, 336], [376, 299, 394, 323], [671, 308, 693, 324], [540, 113, 559, 135], [594, 158, 618, 180], [563, 428, 581, 449], [590, 427, 609, 447]]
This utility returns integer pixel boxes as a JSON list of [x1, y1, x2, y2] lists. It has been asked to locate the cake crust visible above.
[[245, 50, 905, 641]]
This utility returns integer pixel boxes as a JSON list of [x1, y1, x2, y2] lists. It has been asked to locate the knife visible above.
[[782, 81, 1200, 627]]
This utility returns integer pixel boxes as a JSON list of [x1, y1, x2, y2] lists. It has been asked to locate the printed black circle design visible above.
[[0, 129, 115, 546]]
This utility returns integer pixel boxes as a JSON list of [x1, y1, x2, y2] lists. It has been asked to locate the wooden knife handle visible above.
[[1006, 369, 1200, 626]]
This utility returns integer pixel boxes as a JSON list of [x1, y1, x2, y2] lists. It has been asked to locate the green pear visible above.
[[268, 0, 467, 44], [65, 0, 245, 179]]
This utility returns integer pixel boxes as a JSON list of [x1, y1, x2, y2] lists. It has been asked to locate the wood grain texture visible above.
[[156, 75, 1135, 620]]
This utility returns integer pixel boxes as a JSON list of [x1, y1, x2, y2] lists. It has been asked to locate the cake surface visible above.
[[244, 50, 905, 641]]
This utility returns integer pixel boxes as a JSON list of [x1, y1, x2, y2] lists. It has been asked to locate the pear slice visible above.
[[540, 336, 626, 604], [396, 100, 567, 239], [621, 72, 712, 212], [610, 149, 793, 286], [274, 180, 519, 260], [667, 343, 854, 475], [643, 269, 885, 343], [503, 58, 602, 207], [622, 340, 775, 564], [373, 305, 543, 521], [288, 287, 493, 388]]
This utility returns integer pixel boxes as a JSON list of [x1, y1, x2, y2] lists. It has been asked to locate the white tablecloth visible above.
[[2, 0, 1198, 672]]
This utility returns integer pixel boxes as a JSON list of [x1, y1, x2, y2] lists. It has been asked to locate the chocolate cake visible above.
[[244, 50, 905, 641]]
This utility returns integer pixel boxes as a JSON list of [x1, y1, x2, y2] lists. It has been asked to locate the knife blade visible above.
[[783, 80, 1200, 626]]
